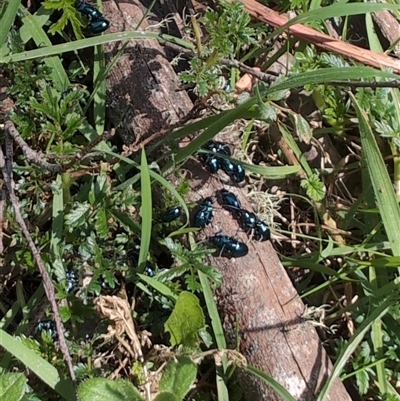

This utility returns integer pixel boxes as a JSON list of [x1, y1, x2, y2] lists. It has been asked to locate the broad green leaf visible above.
[[78, 378, 144, 401], [165, 292, 205, 347], [0, 372, 26, 401], [19, 6, 51, 43], [159, 357, 197, 400], [355, 369, 370, 395]]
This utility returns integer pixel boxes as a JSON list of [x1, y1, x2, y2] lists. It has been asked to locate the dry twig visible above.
[[0, 131, 76, 383]]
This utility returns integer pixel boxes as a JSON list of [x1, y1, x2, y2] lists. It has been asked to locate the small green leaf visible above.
[[300, 173, 325, 201], [0, 372, 26, 401], [165, 292, 205, 347], [290, 113, 313, 144], [65, 202, 91, 228], [159, 357, 197, 400], [258, 101, 277, 123], [354, 368, 370, 395], [78, 378, 144, 401], [95, 207, 108, 239]]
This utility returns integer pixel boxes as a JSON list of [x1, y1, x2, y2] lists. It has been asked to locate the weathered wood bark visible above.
[[103, 0, 192, 145], [103, 1, 352, 400], [183, 166, 352, 401]]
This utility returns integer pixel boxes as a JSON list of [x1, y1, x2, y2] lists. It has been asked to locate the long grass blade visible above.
[[269, 3, 400, 39], [246, 365, 298, 401], [0, 330, 75, 401], [18, 5, 69, 91], [1, 31, 195, 63], [350, 92, 400, 259], [50, 174, 64, 260], [315, 298, 393, 401], [0, 0, 21, 51], [139, 149, 152, 270]]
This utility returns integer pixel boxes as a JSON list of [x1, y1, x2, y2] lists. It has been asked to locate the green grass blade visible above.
[[1, 31, 195, 63], [93, 44, 107, 134], [278, 122, 312, 176], [50, 174, 64, 260], [212, 154, 301, 178], [137, 275, 177, 301], [268, 68, 400, 96], [103, 150, 190, 221], [197, 268, 229, 401], [19, 6, 51, 44], [246, 366, 298, 401], [269, 3, 400, 39], [315, 298, 393, 401], [139, 148, 152, 270], [198, 271, 226, 349], [162, 96, 258, 173], [350, 92, 400, 259], [0, 330, 75, 401], [215, 374, 229, 401], [0, 0, 21, 51], [369, 264, 387, 395], [18, 5, 69, 91], [365, 13, 383, 53], [0, 283, 45, 373]]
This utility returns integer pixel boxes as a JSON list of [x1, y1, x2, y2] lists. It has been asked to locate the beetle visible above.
[[220, 190, 241, 210], [254, 220, 270, 242], [209, 235, 248, 258], [239, 210, 258, 232], [233, 163, 245, 182], [193, 198, 214, 228], [66, 268, 78, 293], [200, 141, 231, 174], [143, 263, 155, 277], [203, 140, 231, 156], [238, 209, 270, 242], [127, 248, 140, 267], [161, 205, 182, 223], [220, 158, 236, 178], [128, 249, 155, 276], [89, 18, 109, 34], [206, 155, 220, 173], [76, 0, 103, 21], [35, 320, 58, 340]]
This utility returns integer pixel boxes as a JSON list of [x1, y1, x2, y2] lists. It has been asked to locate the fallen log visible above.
[[103, 1, 352, 400]]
